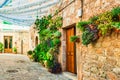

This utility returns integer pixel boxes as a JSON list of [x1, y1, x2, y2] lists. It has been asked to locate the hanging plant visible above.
[[111, 7, 120, 21], [97, 11, 113, 35], [111, 22, 120, 33], [81, 24, 99, 46], [82, 30, 94, 46], [76, 21, 91, 32], [70, 36, 80, 42]]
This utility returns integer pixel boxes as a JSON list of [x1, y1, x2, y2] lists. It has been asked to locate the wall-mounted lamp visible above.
[[77, 8, 82, 17]]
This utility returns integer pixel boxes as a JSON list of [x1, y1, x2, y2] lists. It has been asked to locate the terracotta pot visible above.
[[75, 38, 80, 42], [115, 29, 120, 33]]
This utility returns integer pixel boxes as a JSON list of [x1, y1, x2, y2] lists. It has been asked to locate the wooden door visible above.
[[66, 27, 76, 73], [4, 36, 13, 53]]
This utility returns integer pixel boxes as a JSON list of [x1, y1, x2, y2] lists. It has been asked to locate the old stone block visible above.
[[94, 42, 102, 48], [99, 70, 107, 79], [102, 41, 111, 48], [117, 61, 120, 67], [107, 58, 117, 66], [90, 66, 99, 74], [102, 63, 113, 71], [107, 72, 117, 80], [95, 48, 103, 54], [115, 0, 120, 3], [95, 0, 102, 8], [98, 56, 106, 62], [106, 48, 114, 56], [113, 68, 120, 75]]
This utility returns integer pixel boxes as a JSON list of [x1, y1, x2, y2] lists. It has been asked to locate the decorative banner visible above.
[[0, 0, 60, 26]]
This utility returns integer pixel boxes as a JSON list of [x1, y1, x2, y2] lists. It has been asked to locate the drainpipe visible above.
[[79, 0, 83, 80]]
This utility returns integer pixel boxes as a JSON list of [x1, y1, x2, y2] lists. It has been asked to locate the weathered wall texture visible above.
[[29, 24, 39, 50], [50, 0, 120, 80], [0, 31, 29, 54], [79, 0, 120, 80]]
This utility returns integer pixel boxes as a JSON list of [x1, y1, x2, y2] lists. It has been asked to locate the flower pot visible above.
[[75, 38, 80, 42]]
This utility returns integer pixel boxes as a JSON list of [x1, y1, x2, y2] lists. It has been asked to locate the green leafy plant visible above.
[[70, 36, 79, 42], [27, 50, 33, 55], [34, 14, 62, 72], [53, 31, 61, 38], [97, 11, 113, 35], [76, 21, 91, 32], [0, 42, 4, 52], [112, 22, 120, 29], [52, 38, 61, 46], [111, 7, 120, 17], [13, 47, 17, 53], [82, 30, 94, 46], [89, 16, 98, 24]]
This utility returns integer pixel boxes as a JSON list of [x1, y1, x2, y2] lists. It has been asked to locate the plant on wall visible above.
[[111, 7, 120, 21], [70, 36, 80, 42], [0, 42, 4, 53], [34, 14, 62, 73], [82, 24, 99, 46], [76, 21, 91, 32], [76, 6, 120, 46], [111, 22, 120, 33], [97, 11, 113, 35]]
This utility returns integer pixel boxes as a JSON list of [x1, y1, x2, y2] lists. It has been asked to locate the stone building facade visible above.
[[48, 0, 120, 80], [29, 24, 39, 50], [0, 30, 29, 54]]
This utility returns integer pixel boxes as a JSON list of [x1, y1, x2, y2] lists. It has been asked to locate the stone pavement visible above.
[[0, 54, 71, 80]]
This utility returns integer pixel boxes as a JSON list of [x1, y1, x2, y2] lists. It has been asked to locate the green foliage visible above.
[[70, 36, 79, 42], [76, 21, 91, 32], [52, 38, 61, 46], [27, 50, 33, 55], [112, 22, 120, 29], [111, 7, 120, 17], [34, 15, 62, 70], [98, 23, 112, 35], [53, 31, 61, 38], [82, 30, 94, 46], [46, 52, 53, 60], [13, 47, 17, 53], [47, 60, 54, 68], [97, 11, 113, 35], [90, 16, 98, 23], [0, 42, 4, 52], [76, 7, 120, 46]]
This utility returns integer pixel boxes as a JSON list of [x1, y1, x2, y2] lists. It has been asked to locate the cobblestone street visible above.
[[0, 54, 71, 80]]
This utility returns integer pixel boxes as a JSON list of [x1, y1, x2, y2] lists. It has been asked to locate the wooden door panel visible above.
[[66, 27, 75, 73], [4, 36, 12, 53]]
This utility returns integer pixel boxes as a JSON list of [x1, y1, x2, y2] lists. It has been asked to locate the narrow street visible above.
[[0, 54, 71, 80]]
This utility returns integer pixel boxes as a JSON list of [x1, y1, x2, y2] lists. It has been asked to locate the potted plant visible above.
[[13, 47, 17, 54], [70, 36, 80, 42], [0, 42, 4, 53], [112, 22, 120, 33]]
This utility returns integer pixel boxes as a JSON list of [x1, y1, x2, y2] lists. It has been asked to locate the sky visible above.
[[0, 0, 60, 29]]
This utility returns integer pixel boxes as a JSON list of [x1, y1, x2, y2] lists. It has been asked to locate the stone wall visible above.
[[29, 24, 39, 50], [30, 0, 120, 80], [49, 0, 120, 80], [79, 0, 120, 80], [0, 31, 29, 54]]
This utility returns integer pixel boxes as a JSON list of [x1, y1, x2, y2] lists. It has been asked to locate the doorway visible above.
[[4, 36, 13, 53], [35, 36, 38, 46], [66, 27, 76, 73]]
